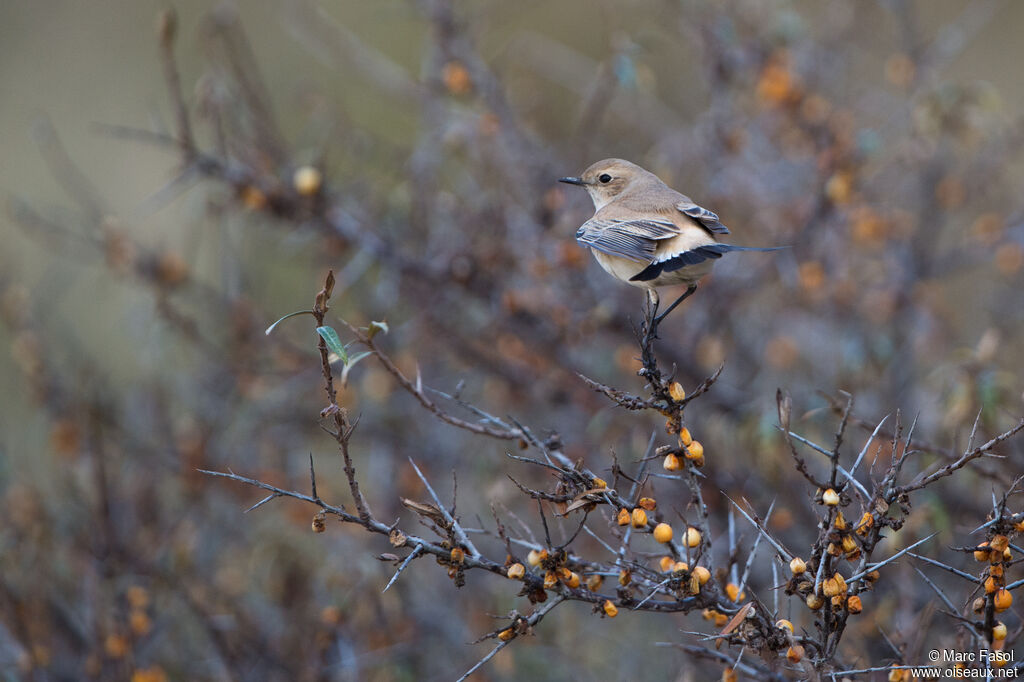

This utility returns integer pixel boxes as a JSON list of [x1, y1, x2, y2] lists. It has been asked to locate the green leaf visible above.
[[265, 310, 313, 336], [316, 326, 348, 363], [367, 320, 389, 339]]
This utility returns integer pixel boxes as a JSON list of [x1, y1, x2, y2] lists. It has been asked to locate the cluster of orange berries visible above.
[[770, 618, 807, 663], [973, 533, 1014, 618], [91, 586, 157, 676], [655, 555, 711, 597], [436, 543, 468, 587], [661, 426, 705, 470], [787, 554, 868, 615], [236, 164, 323, 213], [614, 496, 702, 552], [820, 490, 874, 563], [505, 548, 601, 598], [505, 548, 621, 619]]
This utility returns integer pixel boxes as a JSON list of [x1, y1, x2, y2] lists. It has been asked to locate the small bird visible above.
[[560, 159, 783, 323]]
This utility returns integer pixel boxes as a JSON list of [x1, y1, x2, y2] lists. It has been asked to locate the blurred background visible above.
[[1, 0, 1023, 679]]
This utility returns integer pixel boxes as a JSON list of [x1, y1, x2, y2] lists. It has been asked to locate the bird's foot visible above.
[[653, 284, 698, 327]]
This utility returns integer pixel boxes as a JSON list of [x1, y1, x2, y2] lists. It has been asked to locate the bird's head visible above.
[[559, 158, 655, 210]]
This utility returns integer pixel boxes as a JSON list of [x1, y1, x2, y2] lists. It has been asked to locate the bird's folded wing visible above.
[[676, 201, 730, 235], [575, 218, 679, 263]]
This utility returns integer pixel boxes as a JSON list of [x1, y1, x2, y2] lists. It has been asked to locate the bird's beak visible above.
[[558, 176, 587, 186]]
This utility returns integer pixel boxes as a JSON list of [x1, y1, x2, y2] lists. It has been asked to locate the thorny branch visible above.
[[200, 268, 1024, 679], [203, 265, 1024, 680]]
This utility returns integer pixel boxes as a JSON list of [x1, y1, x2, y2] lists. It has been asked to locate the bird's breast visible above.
[[591, 249, 650, 287]]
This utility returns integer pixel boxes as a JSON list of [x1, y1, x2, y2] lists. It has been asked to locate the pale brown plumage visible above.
[[560, 158, 783, 321]]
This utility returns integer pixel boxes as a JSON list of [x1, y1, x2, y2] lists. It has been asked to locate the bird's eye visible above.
[[598, 173, 612, 184]]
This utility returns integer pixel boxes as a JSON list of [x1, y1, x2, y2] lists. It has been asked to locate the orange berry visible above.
[[822, 488, 840, 506], [631, 508, 648, 528], [293, 166, 322, 196], [637, 497, 657, 511], [994, 588, 1012, 612], [834, 511, 847, 531], [692, 566, 711, 586], [847, 595, 863, 614], [669, 382, 686, 402], [321, 606, 342, 626], [856, 512, 874, 536], [787, 645, 805, 663], [790, 557, 807, 575], [888, 669, 908, 682], [685, 441, 704, 460], [129, 610, 152, 636], [156, 251, 188, 286], [684, 526, 701, 548], [678, 427, 693, 447], [126, 586, 149, 610], [240, 185, 267, 210], [506, 563, 525, 580], [653, 523, 673, 543], [617, 508, 631, 526], [834, 573, 847, 593], [663, 453, 682, 471], [104, 633, 129, 659], [603, 600, 618, 617], [442, 61, 472, 95]]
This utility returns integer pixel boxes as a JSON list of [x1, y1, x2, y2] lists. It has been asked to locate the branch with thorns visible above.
[[205, 270, 1024, 679]]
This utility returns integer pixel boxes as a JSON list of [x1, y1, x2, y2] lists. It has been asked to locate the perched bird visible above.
[[560, 159, 783, 323]]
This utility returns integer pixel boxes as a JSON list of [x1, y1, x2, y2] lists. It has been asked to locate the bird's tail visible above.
[[703, 244, 789, 254], [630, 244, 787, 282]]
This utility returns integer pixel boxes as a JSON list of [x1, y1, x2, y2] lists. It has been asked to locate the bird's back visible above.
[[596, 182, 720, 242]]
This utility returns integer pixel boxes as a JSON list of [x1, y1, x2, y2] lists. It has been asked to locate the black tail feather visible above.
[[630, 244, 787, 282]]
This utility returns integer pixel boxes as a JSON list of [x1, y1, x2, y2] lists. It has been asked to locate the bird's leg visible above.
[[646, 289, 660, 322], [653, 284, 697, 326], [640, 289, 660, 348]]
